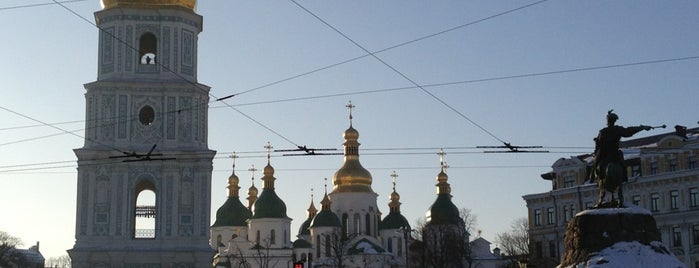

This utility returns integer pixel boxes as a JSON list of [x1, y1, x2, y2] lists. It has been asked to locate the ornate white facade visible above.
[[523, 127, 699, 268], [69, 1, 215, 267]]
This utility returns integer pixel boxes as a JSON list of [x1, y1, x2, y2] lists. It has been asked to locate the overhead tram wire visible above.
[[0, 0, 87, 11], [0, 145, 592, 174], [50, 0, 300, 147], [290, 0, 509, 145], [232, 0, 550, 98]]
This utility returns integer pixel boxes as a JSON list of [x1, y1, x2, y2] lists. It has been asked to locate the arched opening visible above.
[[365, 213, 371, 235], [388, 237, 393, 253], [270, 229, 276, 245], [139, 33, 157, 65], [353, 213, 361, 235], [342, 213, 349, 238], [134, 180, 156, 239]]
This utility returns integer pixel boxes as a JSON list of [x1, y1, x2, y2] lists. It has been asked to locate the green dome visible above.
[[292, 239, 312, 248], [251, 188, 288, 219], [426, 194, 462, 225], [310, 210, 342, 228], [212, 197, 251, 227], [298, 217, 313, 236], [380, 212, 410, 230]]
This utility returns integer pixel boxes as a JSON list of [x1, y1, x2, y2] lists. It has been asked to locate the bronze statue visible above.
[[592, 110, 655, 207]]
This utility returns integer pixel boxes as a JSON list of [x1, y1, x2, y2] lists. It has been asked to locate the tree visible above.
[[45, 255, 72, 268], [0, 230, 27, 268], [495, 217, 529, 265]]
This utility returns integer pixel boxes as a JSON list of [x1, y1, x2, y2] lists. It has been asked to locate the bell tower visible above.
[[68, 0, 214, 267]]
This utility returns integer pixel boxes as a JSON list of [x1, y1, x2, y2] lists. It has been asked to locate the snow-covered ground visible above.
[[561, 241, 686, 268]]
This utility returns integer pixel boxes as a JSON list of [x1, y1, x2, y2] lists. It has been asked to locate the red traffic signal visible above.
[[293, 262, 304, 268]]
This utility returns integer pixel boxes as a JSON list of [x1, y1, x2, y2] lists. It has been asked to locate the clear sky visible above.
[[1, 0, 698, 259]]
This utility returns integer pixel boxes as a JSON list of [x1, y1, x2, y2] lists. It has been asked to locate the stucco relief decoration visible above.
[[131, 95, 163, 143]]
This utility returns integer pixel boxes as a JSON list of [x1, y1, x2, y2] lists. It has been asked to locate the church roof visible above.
[[251, 158, 288, 219], [310, 192, 341, 228], [251, 188, 288, 219], [332, 105, 375, 193], [212, 197, 251, 227], [292, 239, 312, 249], [380, 212, 410, 230], [426, 193, 462, 225]]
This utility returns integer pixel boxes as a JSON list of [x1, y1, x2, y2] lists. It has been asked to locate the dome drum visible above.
[[101, 0, 196, 10]]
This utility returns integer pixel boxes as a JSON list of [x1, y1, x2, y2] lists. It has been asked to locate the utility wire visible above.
[[232, 0, 550, 97], [0, 0, 86, 11], [289, 0, 509, 144], [50, 0, 299, 147]]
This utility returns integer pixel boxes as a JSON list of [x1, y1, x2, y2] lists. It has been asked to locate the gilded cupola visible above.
[[332, 101, 374, 193], [101, 0, 196, 10]]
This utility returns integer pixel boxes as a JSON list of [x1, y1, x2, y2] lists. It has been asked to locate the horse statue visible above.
[[594, 161, 625, 207]]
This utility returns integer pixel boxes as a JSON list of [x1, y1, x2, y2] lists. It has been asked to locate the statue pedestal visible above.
[[559, 205, 685, 267]]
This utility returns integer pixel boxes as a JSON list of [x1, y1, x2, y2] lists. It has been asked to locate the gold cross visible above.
[[346, 101, 356, 124], [264, 141, 274, 161], [390, 171, 398, 191]]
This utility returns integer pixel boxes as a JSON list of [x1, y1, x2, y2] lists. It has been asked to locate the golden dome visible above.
[[344, 126, 359, 140], [101, 0, 196, 10]]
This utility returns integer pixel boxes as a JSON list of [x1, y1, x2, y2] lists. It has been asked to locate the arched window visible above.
[[397, 238, 403, 256], [342, 213, 349, 238], [353, 213, 361, 235], [316, 235, 320, 257], [139, 33, 157, 65], [256, 230, 260, 245], [365, 213, 371, 235], [388, 237, 393, 253], [270, 229, 276, 245], [325, 235, 331, 257], [216, 235, 222, 247], [134, 180, 156, 239]]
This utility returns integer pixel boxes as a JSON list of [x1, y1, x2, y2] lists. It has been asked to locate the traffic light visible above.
[[293, 261, 304, 268]]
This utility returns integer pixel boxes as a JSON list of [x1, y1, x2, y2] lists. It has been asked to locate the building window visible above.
[[563, 175, 575, 188], [570, 205, 576, 218], [689, 154, 697, 169], [546, 207, 555, 225], [690, 188, 699, 207], [316, 235, 320, 257], [631, 165, 641, 177], [650, 160, 658, 175], [669, 157, 677, 172], [535, 242, 543, 258], [563, 206, 569, 223], [549, 241, 557, 258], [256, 230, 260, 245], [365, 213, 371, 235], [270, 229, 275, 245], [632, 195, 641, 206], [353, 213, 361, 235], [134, 180, 156, 239], [534, 209, 542, 226], [670, 190, 679, 210], [139, 32, 157, 64], [693, 224, 699, 245], [672, 226, 682, 247], [650, 193, 660, 212], [325, 235, 331, 257], [388, 237, 393, 253]]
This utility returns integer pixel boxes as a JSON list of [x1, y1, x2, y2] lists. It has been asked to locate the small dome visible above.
[[212, 197, 251, 227], [380, 212, 410, 230], [251, 188, 287, 219], [248, 184, 258, 196], [263, 163, 274, 177], [426, 194, 462, 225], [101, 0, 196, 10], [310, 210, 342, 228], [344, 126, 359, 140], [292, 239, 312, 249], [298, 217, 313, 236]]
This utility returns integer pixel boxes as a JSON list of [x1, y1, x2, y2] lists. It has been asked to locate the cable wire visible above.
[[0, 0, 86, 11], [289, 0, 509, 144]]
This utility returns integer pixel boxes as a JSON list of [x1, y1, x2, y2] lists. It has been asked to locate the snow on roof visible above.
[[560, 241, 685, 268], [576, 204, 651, 216]]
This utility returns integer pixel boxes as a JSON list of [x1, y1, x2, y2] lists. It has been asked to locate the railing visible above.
[[135, 228, 155, 239], [135, 205, 156, 218]]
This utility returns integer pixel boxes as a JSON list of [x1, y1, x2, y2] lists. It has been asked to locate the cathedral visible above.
[[210, 113, 413, 268]]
